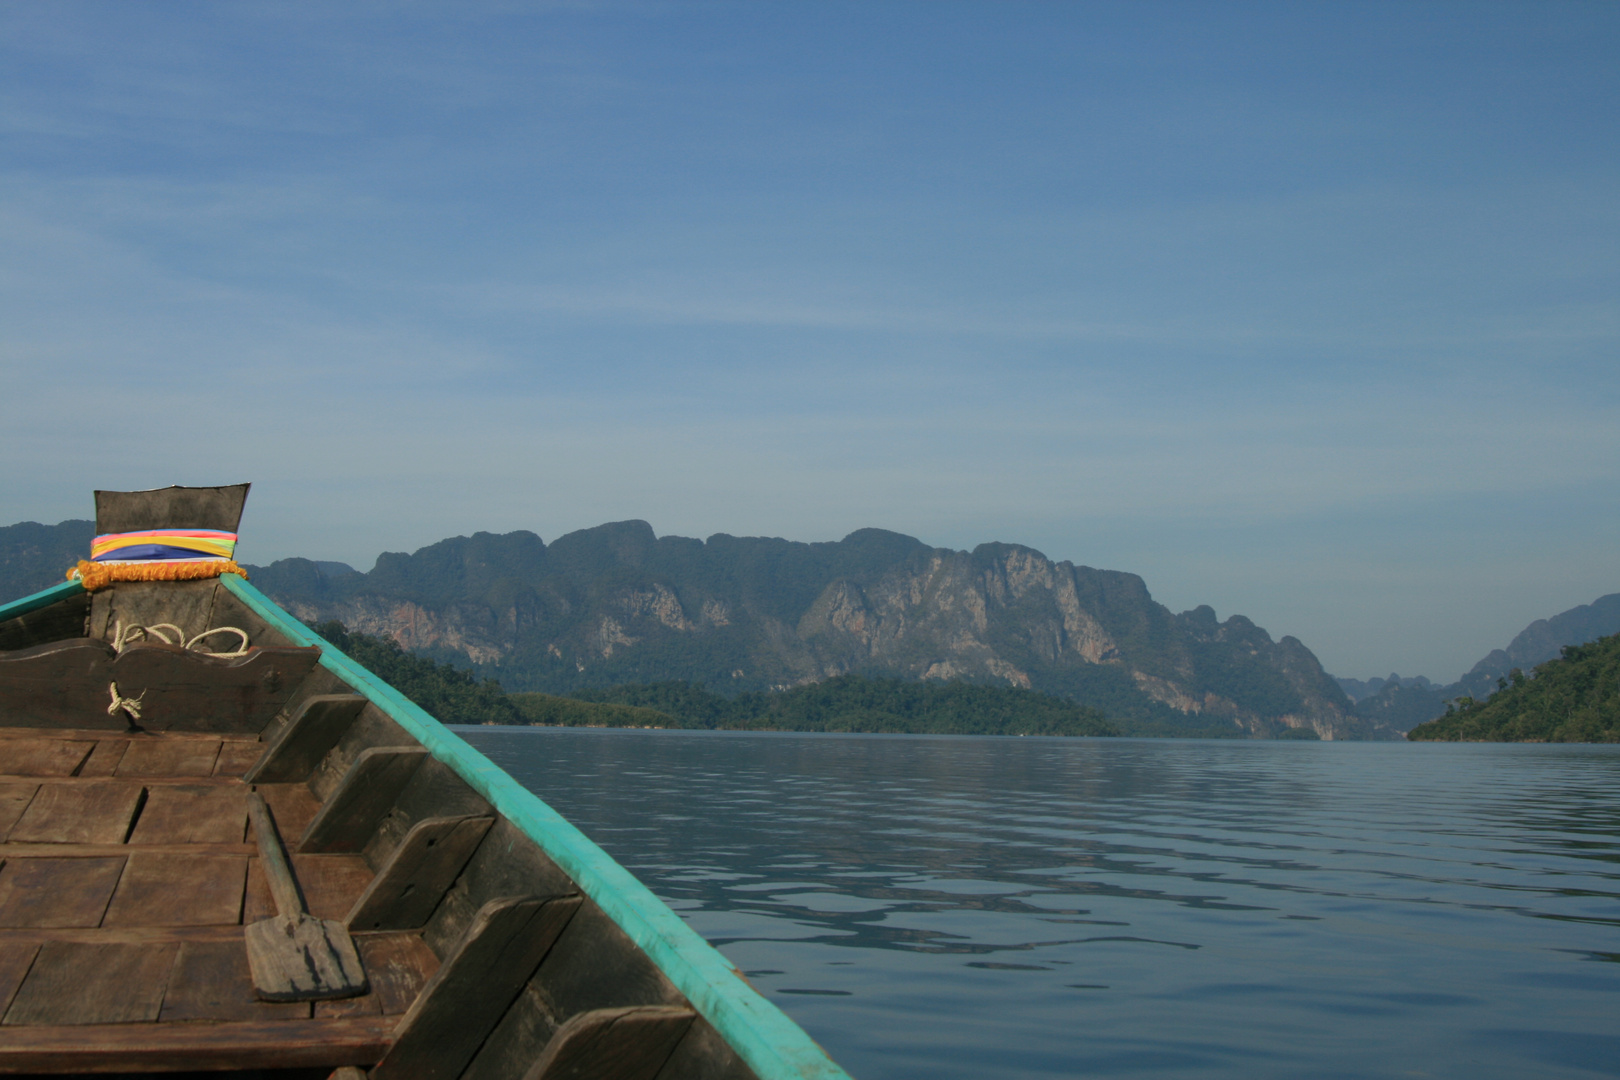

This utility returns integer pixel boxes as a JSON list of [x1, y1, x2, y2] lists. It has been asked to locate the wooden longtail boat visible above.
[[0, 486, 851, 1080]]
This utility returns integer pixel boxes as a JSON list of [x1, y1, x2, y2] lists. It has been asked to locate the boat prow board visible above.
[[0, 486, 851, 1080]]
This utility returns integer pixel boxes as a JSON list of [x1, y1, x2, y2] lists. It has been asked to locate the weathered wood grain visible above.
[[0, 738, 95, 777], [0, 637, 321, 734], [214, 738, 267, 778], [0, 589, 90, 653], [423, 818, 576, 961], [315, 933, 440, 1019], [347, 815, 493, 932], [0, 941, 38, 1019], [0, 783, 37, 842], [0, 1015, 396, 1072], [459, 984, 558, 1080], [116, 737, 223, 777], [127, 784, 248, 845], [363, 756, 493, 872], [102, 853, 248, 927], [652, 1016, 763, 1080], [76, 737, 129, 777], [0, 924, 248, 946], [3, 940, 179, 1025], [7, 781, 144, 844], [247, 854, 374, 923], [245, 694, 368, 784], [531, 897, 684, 1019], [308, 705, 419, 805], [94, 483, 250, 534], [88, 579, 221, 648], [256, 781, 322, 840], [0, 856, 125, 928], [372, 894, 582, 1080], [521, 1004, 695, 1080], [300, 747, 428, 854], [158, 939, 311, 1022]]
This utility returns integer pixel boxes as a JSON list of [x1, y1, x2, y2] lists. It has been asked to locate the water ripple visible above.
[[459, 728, 1620, 1080]]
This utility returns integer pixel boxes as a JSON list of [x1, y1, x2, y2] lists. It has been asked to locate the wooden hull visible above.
[[0, 575, 850, 1080]]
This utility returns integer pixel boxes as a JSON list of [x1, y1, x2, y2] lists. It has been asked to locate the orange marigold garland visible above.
[[69, 559, 248, 592]]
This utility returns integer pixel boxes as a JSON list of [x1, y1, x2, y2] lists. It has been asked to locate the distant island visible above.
[[1407, 632, 1619, 742]]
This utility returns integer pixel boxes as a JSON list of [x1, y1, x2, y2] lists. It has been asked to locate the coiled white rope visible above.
[[110, 620, 251, 657]]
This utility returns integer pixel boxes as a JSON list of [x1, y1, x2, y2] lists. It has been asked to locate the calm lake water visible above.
[[454, 728, 1620, 1080]]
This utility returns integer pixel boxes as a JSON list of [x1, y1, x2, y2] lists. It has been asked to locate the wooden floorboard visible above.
[[3, 940, 179, 1025], [7, 782, 144, 845], [116, 738, 223, 778], [128, 784, 248, 845], [103, 853, 248, 928], [214, 739, 266, 778], [0, 841, 255, 858], [245, 854, 374, 924], [0, 782, 38, 843], [0, 1015, 397, 1071], [76, 738, 130, 777], [0, 925, 250, 946], [160, 940, 312, 1023], [1, 739, 95, 778], [0, 941, 38, 1018], [0, 856, 125, 928]]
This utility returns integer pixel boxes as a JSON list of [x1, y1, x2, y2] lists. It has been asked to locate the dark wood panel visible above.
[[0, 738, 95, 777], [0, 941, 38, 1019], [215, 738, 267, 777], [102, 853, 248, 927], [159, 939, 311, 1022], [460, 984, 558, 1080], [532, 898, 684, 1019], [372, 895, 581, 1080], [308, 705, 419, 805], [89, 579, 221, 649], [363, 757, 494, 871], [0, 782, 37, 842], [315, 933, 440, 1019], [0, 856, 125, 928], [0, 924, 248, 946], [128, 784, 248, 845], [653, 1016, 762, 1080], [256, 781, 322, 841], [76, 738, 129, 777], [522, 1005, 694, 1080], [0, 635, 321, 735], [3, 940, 178, 1025], [300, 747, 428, 854], [0, 1014, 395, 1072], [246, 854, 374, 923], [8, 782, 144, 844], [0, 590, 90, 653], [245, 694, 368, 785], [116, 737, 223, 777], [347, 816, 492, 931], [423, 818, 576, 961]]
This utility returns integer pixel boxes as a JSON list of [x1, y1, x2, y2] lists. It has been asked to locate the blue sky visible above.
[[2, 2, 1616, 682]]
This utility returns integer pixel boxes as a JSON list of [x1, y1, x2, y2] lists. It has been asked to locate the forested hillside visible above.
[[1407, 633, 1620, 742]]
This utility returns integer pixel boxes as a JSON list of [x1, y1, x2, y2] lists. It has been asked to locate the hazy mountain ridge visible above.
[[236, 520, 1373, 739], [1344, 592, 1620, 731]]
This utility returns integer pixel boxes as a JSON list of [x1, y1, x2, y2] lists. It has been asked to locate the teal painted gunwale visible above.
[[216, 575, 851, 1080], [0, 578, 87, 621]]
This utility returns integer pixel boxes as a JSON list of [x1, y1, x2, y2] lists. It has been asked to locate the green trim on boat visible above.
[[219, 574, 850, 1080], [0, 578, 87, 623]]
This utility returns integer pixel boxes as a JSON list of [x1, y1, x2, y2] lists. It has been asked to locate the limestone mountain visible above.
[[241, 521, 1373, 739]]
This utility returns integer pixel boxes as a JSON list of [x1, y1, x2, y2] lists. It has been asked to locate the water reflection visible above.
[[459, 729, 1620, 1080]]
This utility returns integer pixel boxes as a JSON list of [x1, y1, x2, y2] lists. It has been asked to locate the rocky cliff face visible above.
[[247, 522, 1377, 739]]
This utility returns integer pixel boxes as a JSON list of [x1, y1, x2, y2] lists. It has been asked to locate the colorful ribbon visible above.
[[90, 529, 238, 562]]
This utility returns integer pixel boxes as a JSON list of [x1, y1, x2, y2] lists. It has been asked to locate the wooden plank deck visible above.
[[0, 728, 437, 1073]]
